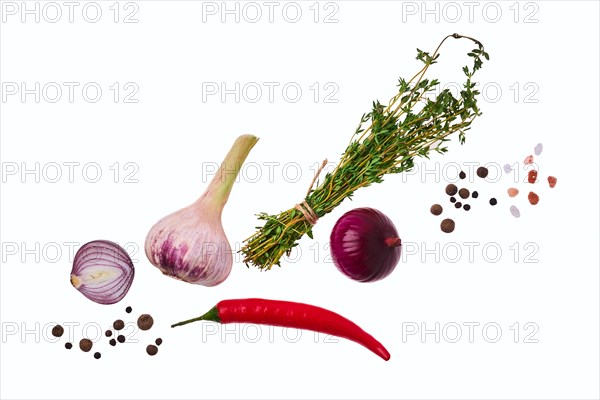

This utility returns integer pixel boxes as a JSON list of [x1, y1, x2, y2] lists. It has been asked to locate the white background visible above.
[[1, 1, 599, 399]]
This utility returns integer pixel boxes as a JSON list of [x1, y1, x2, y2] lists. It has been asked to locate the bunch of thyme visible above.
[[241, 33, 489, 270]]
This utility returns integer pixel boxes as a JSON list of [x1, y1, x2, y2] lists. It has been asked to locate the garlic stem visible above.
[[201, 134, 259, 211]]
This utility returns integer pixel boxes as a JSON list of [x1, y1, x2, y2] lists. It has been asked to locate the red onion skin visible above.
[[330, 208, 401, 282]]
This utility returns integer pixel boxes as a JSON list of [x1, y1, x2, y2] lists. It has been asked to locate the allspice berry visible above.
[[430, 204, 443, 216], [458, 188, 470, 199], [51, 325, 64, 338], [155, 338, 163, 346], [445, 184, 458, 196], [113, 319, 125, 330], [441, 218, 455, 233], [79, 338, 93, 352], [137, 314, 154, 331], [477, 167, 489, 178], [146, 344, 158, 356]]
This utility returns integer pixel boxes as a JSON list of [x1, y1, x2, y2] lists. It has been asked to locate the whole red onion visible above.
[[330, 208, 401, 282]]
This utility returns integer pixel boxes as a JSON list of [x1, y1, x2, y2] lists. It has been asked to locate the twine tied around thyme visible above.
[[294, 201, 318, 225], [294, 159, 328, 226]]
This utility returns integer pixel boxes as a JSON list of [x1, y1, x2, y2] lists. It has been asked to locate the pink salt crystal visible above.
[[524, 155, 534, 165], [507, 188, 519, 197], [528, 191, 540, 205], [510, 205, 520, 218]]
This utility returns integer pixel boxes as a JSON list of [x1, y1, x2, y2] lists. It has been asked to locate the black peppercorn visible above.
[[109, 339, 117, 346], [459, 171, 466, 179], [454, 202, 462, 208], [65, 342, 73, 350], [463, 204, 471, 211], [125, 306, 132, 314], [155, 338, 163, 346], [94, 352, 101, 359], [489, 198, 497, 206], [472, 191, 479, 198], [117, 335, 126, 343]]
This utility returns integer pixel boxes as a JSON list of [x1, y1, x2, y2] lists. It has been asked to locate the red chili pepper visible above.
[[172, 298, 390, 361]]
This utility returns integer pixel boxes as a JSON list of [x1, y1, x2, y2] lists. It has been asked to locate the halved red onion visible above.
[[330, 208, 402, 282], [70, 240, 135, 305]]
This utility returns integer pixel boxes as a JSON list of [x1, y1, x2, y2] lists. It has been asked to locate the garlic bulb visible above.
[[145, 134, 258, 286]]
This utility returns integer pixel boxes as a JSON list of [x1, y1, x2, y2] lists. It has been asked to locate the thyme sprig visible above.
[[241, 34, 489, 270]]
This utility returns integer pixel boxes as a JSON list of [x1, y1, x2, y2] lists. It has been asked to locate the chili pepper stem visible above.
[[171, 306, 220, 328]]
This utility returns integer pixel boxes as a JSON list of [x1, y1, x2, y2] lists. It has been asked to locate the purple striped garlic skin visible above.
[[144, 134, 258, 287], [144, 204, 232, 286]]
